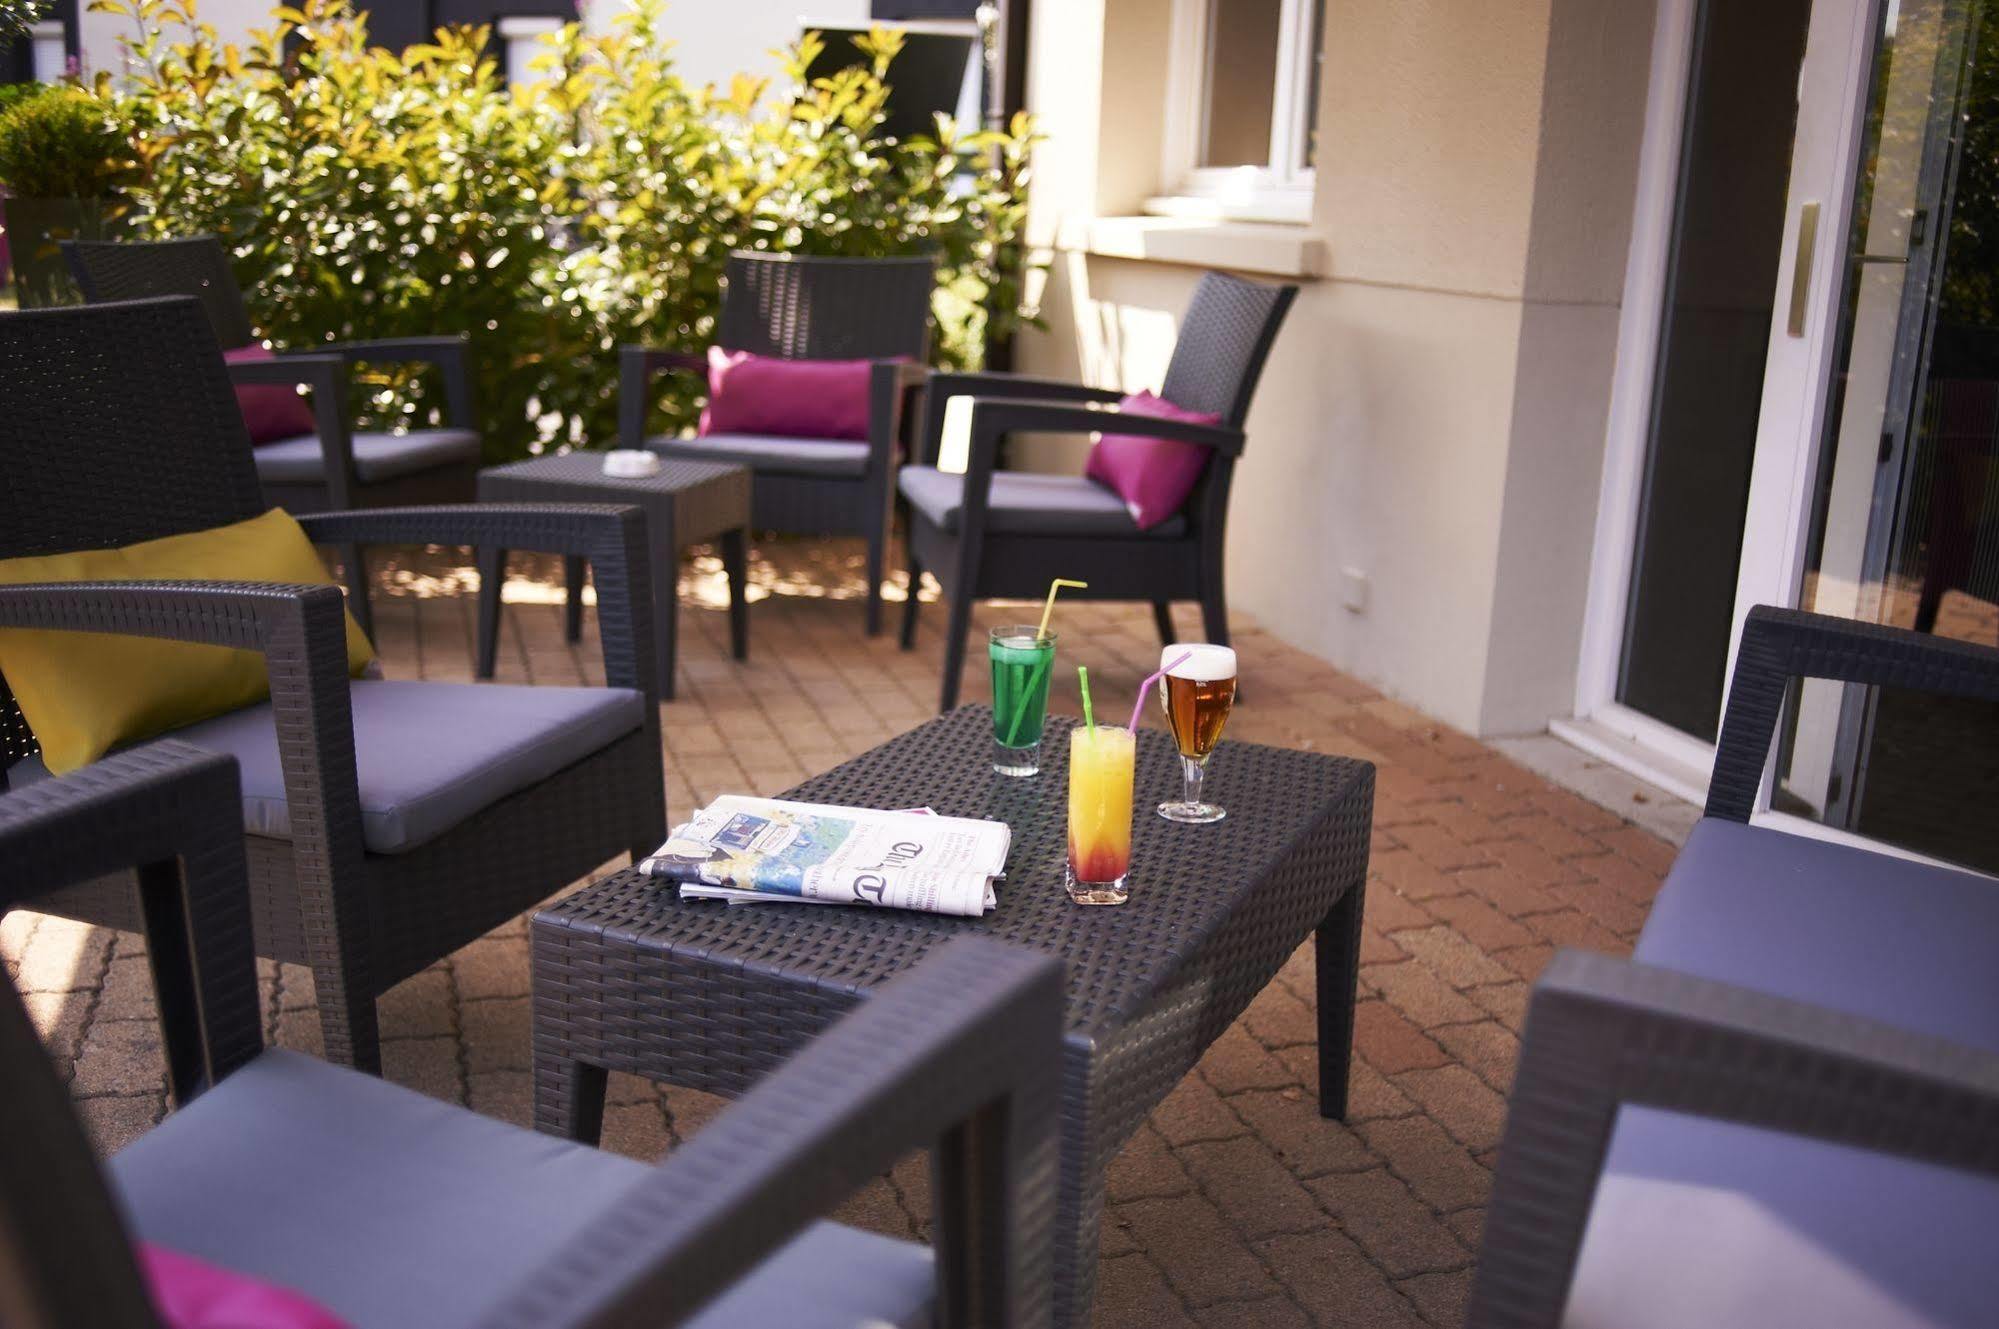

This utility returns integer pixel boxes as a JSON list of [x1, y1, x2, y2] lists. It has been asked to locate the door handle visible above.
[[1788, 201, 1820, 337]]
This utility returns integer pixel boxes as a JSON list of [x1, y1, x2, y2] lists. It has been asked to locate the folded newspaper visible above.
[[639, 795, 1010, 917]]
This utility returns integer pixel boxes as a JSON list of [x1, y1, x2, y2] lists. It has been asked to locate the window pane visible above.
[[1301, 0, 1324, 169], [1201, 0, 1283, 168]]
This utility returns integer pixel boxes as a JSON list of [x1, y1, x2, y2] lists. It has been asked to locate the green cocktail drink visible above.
[[990, 626, 1056, 776]]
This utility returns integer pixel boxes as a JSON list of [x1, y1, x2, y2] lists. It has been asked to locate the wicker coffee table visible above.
[[475, 454, 752, 699], [529, 707, 1373, 1327]]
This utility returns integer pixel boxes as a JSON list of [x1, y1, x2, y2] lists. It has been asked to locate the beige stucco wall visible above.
[[1016, 0, 1656, 735]]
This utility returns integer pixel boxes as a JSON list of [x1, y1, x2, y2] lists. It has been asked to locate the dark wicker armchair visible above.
[[0, 742, 1064, 1329], [620, 251, 935, 636], [1469, 607, 1999, 1328], [899, 271, 1296, 712], [0, 297, 665, 1074], [64, 234, 481, 639]]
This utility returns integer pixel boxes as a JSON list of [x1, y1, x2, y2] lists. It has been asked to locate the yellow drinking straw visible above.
[[1037, 578, 1088, 640], [1078, 666, 1097, 734]]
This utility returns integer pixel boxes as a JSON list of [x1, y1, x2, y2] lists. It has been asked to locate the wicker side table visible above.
[[529, 707, 1374, 1328], [475, 454, 752, 700]]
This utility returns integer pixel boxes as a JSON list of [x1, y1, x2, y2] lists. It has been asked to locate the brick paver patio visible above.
[[0, 536, 1678, 1328]]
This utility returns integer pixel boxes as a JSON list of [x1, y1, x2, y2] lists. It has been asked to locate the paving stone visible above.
[[467, 1068, 534, 1127], [1465, 981, 1530, 1033], [1394, 925, 1516, 988], [1420, 892, 1536, 952], [15, 916, 112, 993], [1307, 1167, 1472, 1278], [1490, 943, 1555, 985], [1394, 824, 1490, 873], [1392, 1066, 1509, 1154], [1452, 865, 1565, 918], [1176, 1135, 1328, 1239], [1523, 907, 1628, 953], [1197, 1021, 1299, 1094], [1092, 1255, 1198, 1328], [1150, 1070, 1247, 1146], [95, 955, 161, 1022], [1257, 1229, 1430, 1329], [378, 968, 455, 1039], [271, 1005, 326, 1058], [829, 1174, 918, 1242], [1399, 1267, 1477, 1328], [76, 1093, 165, 1153], [663, 1083, 729, 1143], [601, 1099, 675, 1164], [1446, 1206, 1486, 1251], [461, 996, 531, 1072], [383, 1035, 465, 1105], [451, 935, 533, 1002], [1106, 1121, 1194, 1203], [1363, 959, 1484, 1029], [276, 963, 317, 1011], [71, 1018, 165, 1097], [1356, 1115, 1492, 1212], [1365, 885, 1437, 935], [1368, 849, 1461, 901], [1193, 1296, 1313, 1329], [1227, 1089, 1377, 1178], [1240, 979, 1320, 1050], [23, 989, 92, 1066], [1118, 1193, 1280, 1306], [1432, 1021, 1522, 1094], [1352, 1001, 1450, 1074], [1100, 1206, 1140, 1259]]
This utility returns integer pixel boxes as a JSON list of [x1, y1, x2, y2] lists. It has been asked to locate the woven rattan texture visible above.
[[65, 236, 258, 349], [1158, 272, 1299, 427], [530, 705, 1372, 1327], [478, 454, 752, 547], [717, 252, 936, 361]]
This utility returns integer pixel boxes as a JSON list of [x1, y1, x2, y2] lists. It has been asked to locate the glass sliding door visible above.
[[1777, 0, 1999, 871], [1616, 0, 1817, 741]]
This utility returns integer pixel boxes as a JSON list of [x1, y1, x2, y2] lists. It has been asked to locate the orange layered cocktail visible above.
[[1066, 725, 1136, 905]]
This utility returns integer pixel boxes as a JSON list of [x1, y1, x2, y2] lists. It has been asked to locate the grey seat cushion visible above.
[[111, 1049, 936, 1329], [1635, 817, 1999, 1052], [651, 434, 871, 478], [898, 465, 1188, 538], [254, 428, 481, 485], [1559, 819, 1999, 1327], [5, 681, 643, 855]]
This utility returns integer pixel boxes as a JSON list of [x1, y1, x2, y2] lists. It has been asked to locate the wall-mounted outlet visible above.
[[1340, 567, 1369, 614]]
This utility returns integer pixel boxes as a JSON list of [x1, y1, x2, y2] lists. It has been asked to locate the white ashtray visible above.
[[602, 449, 662, 478]]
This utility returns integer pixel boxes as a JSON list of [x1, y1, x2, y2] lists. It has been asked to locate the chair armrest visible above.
[[1708, 606, 1999, 820], [0, 581, 367, 1047], [0, 740, 263, 1100], [295, 505, 657, 703], [914, 372, 1121, 467], [865, 360, 929, 478], [619, 345, 709, 449], [228, 352, 359, 506], [488, 937, 1065, 1329], [310, 334, 476, 428], [1468, 948, 1999, 1328]]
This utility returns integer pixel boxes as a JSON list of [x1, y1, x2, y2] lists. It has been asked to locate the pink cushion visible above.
[[699, 346, 875, 442], [1083, 390, 1223, 530], [221, 346, 318, 446], [139, 1244, 351, 1329]]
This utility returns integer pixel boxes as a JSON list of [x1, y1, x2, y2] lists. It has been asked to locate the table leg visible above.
[[474, 546, 508, 679], [721, 526, 750, 662], [652, 527, 679, 702], [1316, 878, 1366, 1120], [563, 554, 588, 643], [533, 1053, 608, 1146]]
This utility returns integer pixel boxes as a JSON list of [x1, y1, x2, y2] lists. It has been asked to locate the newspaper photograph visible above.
[[639, 795, 1009, 917]]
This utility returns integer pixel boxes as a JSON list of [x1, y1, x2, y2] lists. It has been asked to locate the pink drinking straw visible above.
[[1129, 650, 1194, 733]]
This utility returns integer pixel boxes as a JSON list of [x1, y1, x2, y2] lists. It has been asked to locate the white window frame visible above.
[[1151, 0, 1321, 225]]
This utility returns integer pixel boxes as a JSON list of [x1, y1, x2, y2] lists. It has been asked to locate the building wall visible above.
[[1015, 0, 1657, 736]]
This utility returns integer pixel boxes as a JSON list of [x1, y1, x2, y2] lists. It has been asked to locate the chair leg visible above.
[[312, 967, 382, 1076], [901, 550, 924, 650], [721, 527, 750, 662], [1200, 586, 1230, 647], [342, 543, 375, 643], [1151, 601, 1176, 647], [563, 554, 588, 644], [864, 529, 887, 638], [474, 546, 508, 679], [940, 589, 973, 713]]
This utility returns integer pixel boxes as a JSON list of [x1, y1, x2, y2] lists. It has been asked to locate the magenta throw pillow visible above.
[[140, 1244, 352, 1329], [1083, 390, 1223, 530], [699, 346, 876, 442], [221, 346, 318, 446]]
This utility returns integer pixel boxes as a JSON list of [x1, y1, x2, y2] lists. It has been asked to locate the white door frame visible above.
[[1567, 0, 1881, 813]]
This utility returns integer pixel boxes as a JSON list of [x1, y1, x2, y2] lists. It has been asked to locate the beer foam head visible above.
[[1163, 643, 1236, 681]]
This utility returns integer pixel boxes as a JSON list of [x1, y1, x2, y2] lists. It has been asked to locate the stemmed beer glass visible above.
[[1156, 644, 1237, 822]]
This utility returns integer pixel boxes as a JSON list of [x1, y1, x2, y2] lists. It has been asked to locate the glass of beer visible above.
[[1157, 643, 1237, 823], [1067, 724, 1136, 904], [989, 627, 1056, 776]]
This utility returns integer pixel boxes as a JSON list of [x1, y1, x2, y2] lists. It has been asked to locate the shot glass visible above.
[[990, 626, 1056, 776], [1066, 724, 1135, 904]]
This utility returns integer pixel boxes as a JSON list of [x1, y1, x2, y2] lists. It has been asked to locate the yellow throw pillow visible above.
[[0, 508, 375, 774]]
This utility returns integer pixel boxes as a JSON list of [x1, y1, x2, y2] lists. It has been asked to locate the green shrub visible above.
[[0, 87, 131, 198], [98, 0, 1043, 462], [0, 82, 52, 119]]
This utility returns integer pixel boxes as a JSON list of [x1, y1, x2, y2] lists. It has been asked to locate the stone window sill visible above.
[[1058, 215, 1328, 279]]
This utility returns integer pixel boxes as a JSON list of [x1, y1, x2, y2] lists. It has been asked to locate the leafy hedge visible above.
[[91, 0, 1040, 460]]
